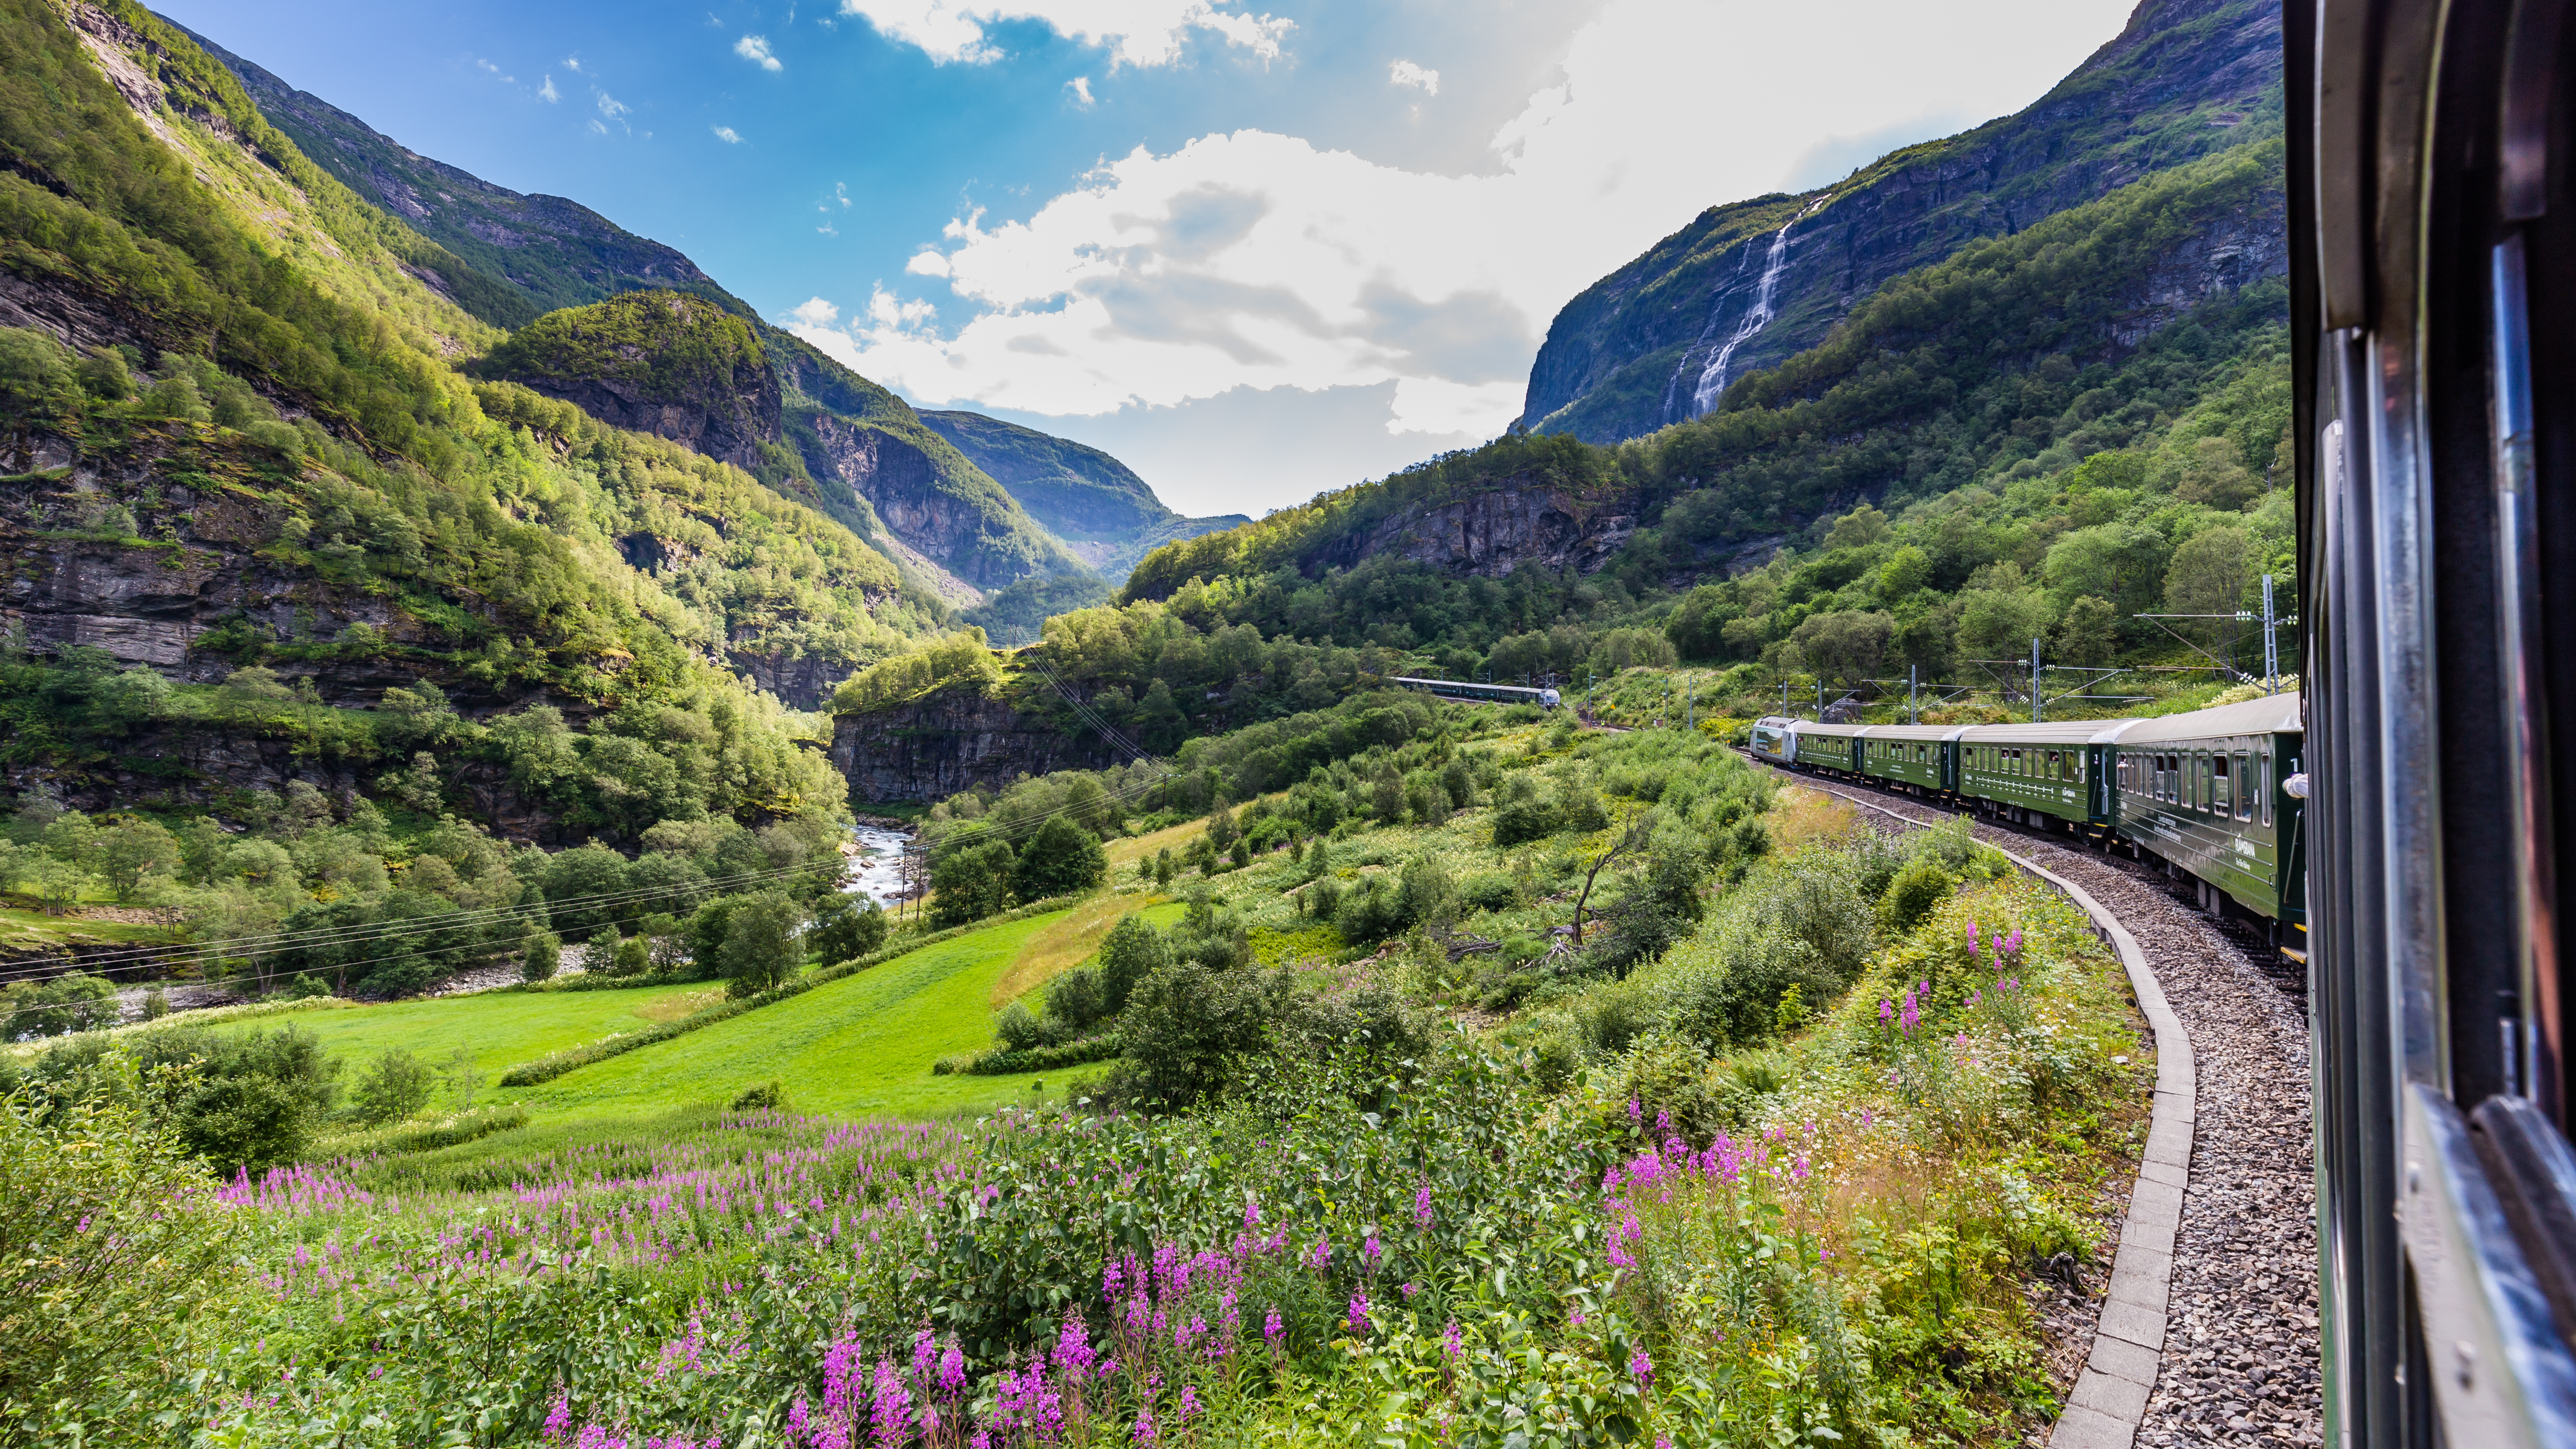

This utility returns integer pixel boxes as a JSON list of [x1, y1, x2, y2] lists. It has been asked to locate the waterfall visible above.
[[1664, 198, 1828, 424]]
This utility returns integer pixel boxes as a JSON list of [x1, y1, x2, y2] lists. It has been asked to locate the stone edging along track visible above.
[[1768, 770, 2189, 1449]]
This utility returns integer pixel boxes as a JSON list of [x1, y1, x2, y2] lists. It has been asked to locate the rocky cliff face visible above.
[[797, 407, 1063, 592], [2, 430, 439, 697], [1301, 482, 1642, 581], [1523, 0, 2284, 443], [525, 366, 780, 475], [830, 684, 1118, 805]]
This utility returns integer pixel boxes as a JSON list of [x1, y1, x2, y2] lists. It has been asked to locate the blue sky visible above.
[[156, 0, 2138, 517]]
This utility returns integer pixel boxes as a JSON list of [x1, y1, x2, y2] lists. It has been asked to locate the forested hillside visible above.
[[1522, 0, 2282, 443], [1095, 133, 2290, 727], [0, 0, 910, 990]]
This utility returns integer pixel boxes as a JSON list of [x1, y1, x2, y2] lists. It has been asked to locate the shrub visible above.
[[1111, 960, 1293, 1108], [0, 971, 118, 1039], [520, 932, 561, 983], [994, 1000, 1051, 1052], [350, 1048, 435, 1125], [0, 1085, 239, 1424], [1880, 856, 1958, 935], [1043, 964, 1110, 1036], [729, 1080, 789, 1111]]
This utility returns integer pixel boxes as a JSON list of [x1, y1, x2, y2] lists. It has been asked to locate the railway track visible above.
[[1756, 762, 2328, 1449]]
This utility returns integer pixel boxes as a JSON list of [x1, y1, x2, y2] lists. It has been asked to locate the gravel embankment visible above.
[[1781, 775, 2326, 1448]]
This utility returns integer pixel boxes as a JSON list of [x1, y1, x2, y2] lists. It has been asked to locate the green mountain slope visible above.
[[166, 16, 738, 330], [916, 409, 1249, 578], [1123, 134, 2290, 631], [1522, 0, 2282, 444], [0, 0, 933, 813]]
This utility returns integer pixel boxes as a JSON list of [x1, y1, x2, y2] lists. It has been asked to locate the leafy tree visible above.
[[1790, 610, 1894, 687], [718, 890, 804, 996], [807, 892, 888, 964], [2165, 524, 2254, 652], [350, 1048, 435, 1125], [1877, 545, 1931, 601], [1824, 503, 1890, 549], [1013, 817, 1107, 901], [1879, 856, 1957, 934], [2176, 435, 2259, 509], [1095, 913, 1172, 1017], [929, 838, 1016, 928], [2053, 595, 2120, 665]]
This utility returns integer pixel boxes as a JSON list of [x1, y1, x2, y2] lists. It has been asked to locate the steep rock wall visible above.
[[830, 685, 1119, 804]]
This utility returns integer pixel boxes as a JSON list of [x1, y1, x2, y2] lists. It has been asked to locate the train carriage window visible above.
[[2213, 754, 2233, 816], [2235, 752, 2254, 821], [2259, 750, 2272, 827], [2198, 754, 2212, 813]]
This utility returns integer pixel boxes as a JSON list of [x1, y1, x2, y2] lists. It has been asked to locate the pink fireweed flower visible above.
[[1879, 998, 1893, 1025], [1305, 1237, 1331, 1271], [1131, 1406, 1157, 1444], [1442, 1320, 1463, 1361], [1415, 1183, 1434, 1229], [1629, 1348, 1654, 1388], [1264, 1307, 1285, 1353], [545, 1392, 573, 1442], [1347, 1291, 1370, 1332], [1626, 1097, 1642, 1125], [1401, 1281, 1420, 1300], [1362, 1233, 1383, 1271], [870, 1360, 911, 1447], [1243, 1198, 1261, 1231], [1178, 1386, 1202, 1422], [1054, 1317, 1093, 1380]]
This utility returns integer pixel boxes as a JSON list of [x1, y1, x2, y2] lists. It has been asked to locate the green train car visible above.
[[1749, 693, 2306, 945], [2104, 694, 2305, 935]]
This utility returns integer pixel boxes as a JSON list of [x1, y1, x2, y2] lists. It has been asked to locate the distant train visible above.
[[1748, 692, 2306, 954]]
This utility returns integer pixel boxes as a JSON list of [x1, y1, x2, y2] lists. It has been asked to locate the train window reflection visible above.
[[2213, 754, 2233, 815], [2235, 753, 2254, 821]]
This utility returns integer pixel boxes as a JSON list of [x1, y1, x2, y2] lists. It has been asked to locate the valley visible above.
[[0, 1, 2313, 1445]]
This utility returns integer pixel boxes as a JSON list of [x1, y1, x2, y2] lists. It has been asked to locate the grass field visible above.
[[504, 904, 1127, 1120], [989, 892, 1182, 1006], [216, 980, 725, 1112], [0, 901, 177, 956]]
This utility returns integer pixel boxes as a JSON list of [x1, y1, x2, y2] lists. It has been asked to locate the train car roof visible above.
[[1956, 719, 2144, 746], [1853, 724, 1974, 742], [2109, 692, 2304, 743], [1792, 720, 1866, 738]]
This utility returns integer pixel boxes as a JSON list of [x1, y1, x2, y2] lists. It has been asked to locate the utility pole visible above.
[[1816, 679, 1825, 720], [1685, 680, 1695, 732], [1909, 664, 1918, 726], [2262, 574, 2279, 695], [1781, 680, 1789, 718], [2031, 637, 2043, 723]]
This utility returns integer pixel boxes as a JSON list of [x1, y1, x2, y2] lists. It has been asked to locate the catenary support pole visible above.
[[2031, 637, 2043, 723]]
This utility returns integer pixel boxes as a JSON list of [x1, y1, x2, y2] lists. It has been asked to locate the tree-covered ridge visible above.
[[481, 292, 768, 410], [175, 17, 735, 330], [1523, 0, 2285, 441]]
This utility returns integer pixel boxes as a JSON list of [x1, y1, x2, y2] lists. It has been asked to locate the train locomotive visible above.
[[1748, 692, 2308, 954]]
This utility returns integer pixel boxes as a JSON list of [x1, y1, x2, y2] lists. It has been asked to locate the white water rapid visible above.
[[841, 822, 913, 908], [1682, 197, 1830, 420]]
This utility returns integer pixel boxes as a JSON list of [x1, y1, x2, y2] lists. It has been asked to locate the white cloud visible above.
[[596, 91, 629, 119], [475, 59, 517, 82], [564, 55, 585, 72], [713, 125, 744, 143], [836, 182, 852, 207], [1067, 75, 1095, 107], [1388, 59, 1437, 95], [792, 0, 2137, 459], [587, 118, 607, 134], [790, 297, 842, 328], [736, 34, 784, 71], [539, 74, 560, 102], [835, 0, 1288, 69]]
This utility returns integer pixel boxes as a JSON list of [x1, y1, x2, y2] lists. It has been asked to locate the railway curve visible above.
[[1757, 763, 2327, 1449]]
